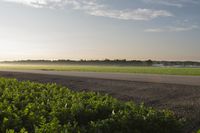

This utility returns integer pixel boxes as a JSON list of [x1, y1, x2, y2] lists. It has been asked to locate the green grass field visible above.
[[0, 64, 200, 76]]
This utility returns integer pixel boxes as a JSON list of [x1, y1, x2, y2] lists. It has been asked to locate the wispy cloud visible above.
[[3, 0, 173, 20], [145, 25, 199, 32], [144, 0, 199, 7], [145, 28, 165, 32], [87, 8, 172, 21]]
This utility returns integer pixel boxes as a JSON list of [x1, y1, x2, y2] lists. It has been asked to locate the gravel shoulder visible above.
[[0, 71, 200, 132], [0, 69, 200, 86]]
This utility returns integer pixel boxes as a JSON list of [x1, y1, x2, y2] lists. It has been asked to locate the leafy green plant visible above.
[[0, 78, 183, 133]]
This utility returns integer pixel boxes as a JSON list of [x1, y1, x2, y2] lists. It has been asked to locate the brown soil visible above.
[[0, 71, 200, 133]]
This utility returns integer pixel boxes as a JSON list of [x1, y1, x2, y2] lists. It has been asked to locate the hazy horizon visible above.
[[0, 58, 200, 63], [0, 0, 200, 61]]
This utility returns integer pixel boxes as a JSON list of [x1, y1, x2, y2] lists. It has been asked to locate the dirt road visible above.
[[0, 69, 200, 86]]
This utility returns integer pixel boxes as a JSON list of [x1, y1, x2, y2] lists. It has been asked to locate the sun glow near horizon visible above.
[[0, 0, 200, 61]]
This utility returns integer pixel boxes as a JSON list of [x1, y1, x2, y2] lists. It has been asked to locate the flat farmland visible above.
[[0, 64, 200, 76]]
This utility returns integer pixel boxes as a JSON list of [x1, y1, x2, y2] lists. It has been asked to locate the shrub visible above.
[[0, 78, 183, 133]]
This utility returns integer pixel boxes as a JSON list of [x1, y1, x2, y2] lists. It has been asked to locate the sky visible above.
[[0, 0, 200, 61]]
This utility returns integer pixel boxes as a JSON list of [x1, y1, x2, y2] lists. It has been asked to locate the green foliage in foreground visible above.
[[0, 78, 183, 133]]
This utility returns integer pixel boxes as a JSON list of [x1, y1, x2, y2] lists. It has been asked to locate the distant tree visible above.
[[104, 59, 110, 62], [146, 59, 153, 66]]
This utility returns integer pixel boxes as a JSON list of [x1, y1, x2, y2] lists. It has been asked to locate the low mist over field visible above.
[[1, 60, 200, 76], [1, 59, 200, 67]]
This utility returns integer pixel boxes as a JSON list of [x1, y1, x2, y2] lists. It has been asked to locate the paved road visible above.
[[0, 69, 200, 86]]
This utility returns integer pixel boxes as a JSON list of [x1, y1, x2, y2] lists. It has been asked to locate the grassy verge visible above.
[[0, 64, 200, 76]]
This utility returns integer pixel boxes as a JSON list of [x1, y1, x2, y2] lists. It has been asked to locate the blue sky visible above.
[[0, 0, 200, 61]]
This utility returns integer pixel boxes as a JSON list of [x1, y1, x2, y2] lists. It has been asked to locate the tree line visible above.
[[2, 59, 200, 67]]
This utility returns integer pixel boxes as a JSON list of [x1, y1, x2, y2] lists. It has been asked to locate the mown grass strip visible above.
[[0, 64, 200, 76]]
